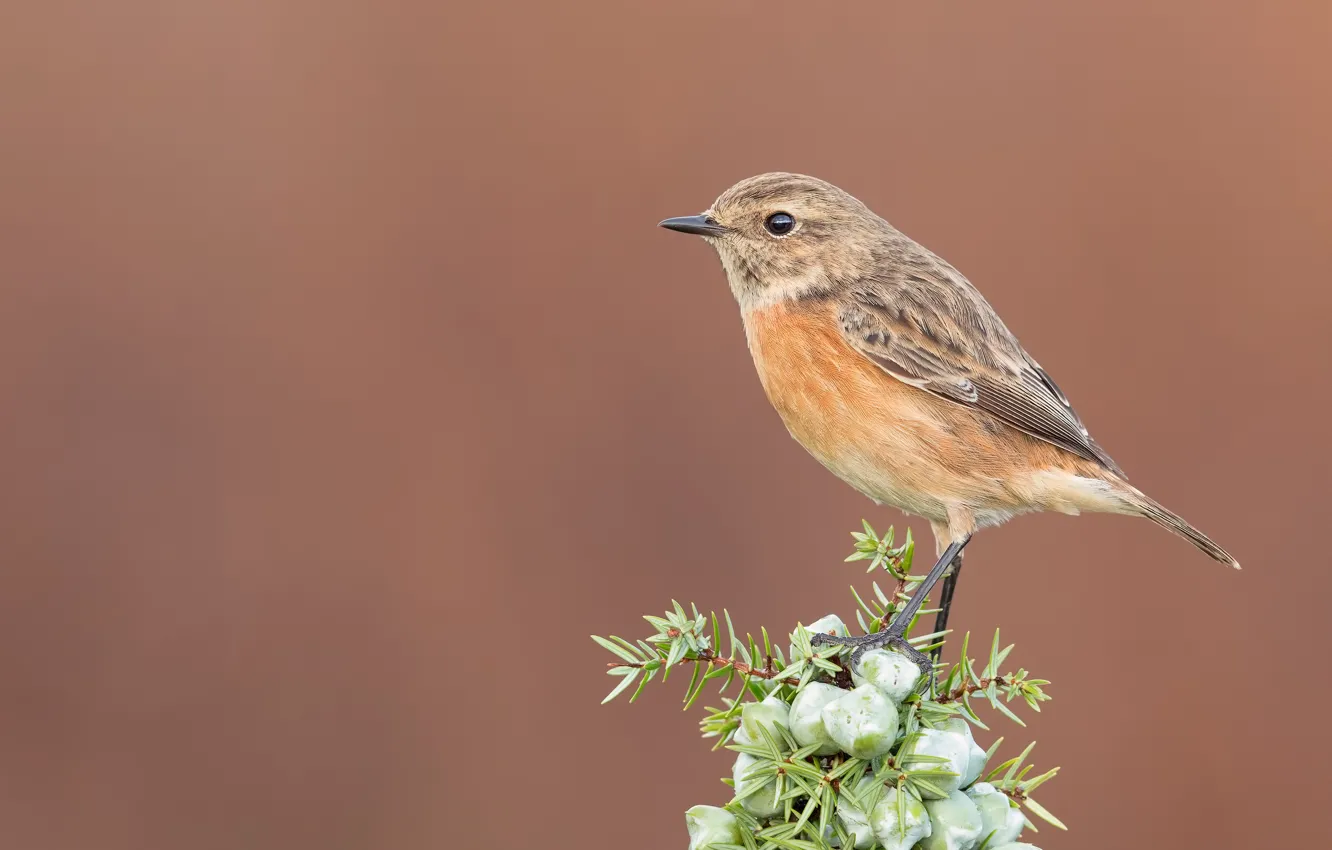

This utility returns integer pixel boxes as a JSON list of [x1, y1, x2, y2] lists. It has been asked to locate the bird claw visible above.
[[810, 627, 936, 690]]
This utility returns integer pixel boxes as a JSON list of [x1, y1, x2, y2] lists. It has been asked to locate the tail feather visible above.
[[1126, 491, 1241, 569]]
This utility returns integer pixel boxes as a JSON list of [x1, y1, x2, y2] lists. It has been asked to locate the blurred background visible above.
[[2, 1, 1329, 848]]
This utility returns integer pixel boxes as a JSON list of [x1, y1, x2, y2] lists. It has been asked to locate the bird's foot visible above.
[[810, 623, 935, 683]]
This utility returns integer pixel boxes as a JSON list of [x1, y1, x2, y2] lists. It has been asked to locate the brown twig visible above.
[[607, 648, 801, 686], [933, 675, 1010, 704], [875, 574, 910, 629], [831, 654, 855, 689]]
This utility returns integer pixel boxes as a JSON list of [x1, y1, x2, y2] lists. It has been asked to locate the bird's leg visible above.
[[811, 536, 971, 680], [930, 550, 964, 664]]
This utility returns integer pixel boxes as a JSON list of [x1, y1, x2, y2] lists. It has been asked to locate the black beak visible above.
[[658, 214, 727, 237]]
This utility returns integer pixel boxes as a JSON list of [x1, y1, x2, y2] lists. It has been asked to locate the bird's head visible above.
[[659, 172, 888, 308]]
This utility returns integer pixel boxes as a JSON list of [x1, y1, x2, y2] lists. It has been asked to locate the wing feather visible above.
[[837, 267, 1124, 476]]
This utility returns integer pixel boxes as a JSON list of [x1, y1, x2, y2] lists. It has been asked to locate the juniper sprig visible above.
[[593, 522, 1062, 850]]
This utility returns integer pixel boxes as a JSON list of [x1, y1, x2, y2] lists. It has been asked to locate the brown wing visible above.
[[838, 269, 1125, 477]]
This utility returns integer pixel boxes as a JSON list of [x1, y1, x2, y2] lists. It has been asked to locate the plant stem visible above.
[[608, 648, 801, 686], [933, 675, 1010, 704]]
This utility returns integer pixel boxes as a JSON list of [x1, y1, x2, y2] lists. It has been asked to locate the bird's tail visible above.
[[1119, 487, 1241, 569]]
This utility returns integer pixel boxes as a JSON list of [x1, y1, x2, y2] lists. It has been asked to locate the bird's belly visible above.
[[743, 301, 961, 520], [764, 373, 947, 517]]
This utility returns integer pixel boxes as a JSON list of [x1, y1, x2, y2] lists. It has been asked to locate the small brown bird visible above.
[[660, 172, 1238, 672]]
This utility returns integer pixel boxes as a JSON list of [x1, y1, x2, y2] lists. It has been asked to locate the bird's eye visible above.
[[764, 212, 796, 236]]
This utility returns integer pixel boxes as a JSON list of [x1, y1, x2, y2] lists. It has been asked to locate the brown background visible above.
[[2, 1, 1330, 848]]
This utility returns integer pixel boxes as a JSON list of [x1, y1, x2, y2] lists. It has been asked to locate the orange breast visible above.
[[739, 298, 1039, 517]]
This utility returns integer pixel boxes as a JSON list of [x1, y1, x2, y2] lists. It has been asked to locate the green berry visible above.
[[918, 789, 983, 850], [806, 614, 848, 637], [820, 684, 900, 759], [789, 614, 848, 661], [868, 787, 932, 850], [788, 682, 844, 755], [732, 752, 783, 817], [938, 717, 988, 787], [897, 726, 971, 798], [734, 695, 790, 747], [851, 648, 921, 703], [966, 782, 1024, 847], [833, 788, 876, 849], [685, 805, 741, 850]]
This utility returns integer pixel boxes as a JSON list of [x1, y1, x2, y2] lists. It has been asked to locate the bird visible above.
[[659, 172, 1239, 674]]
